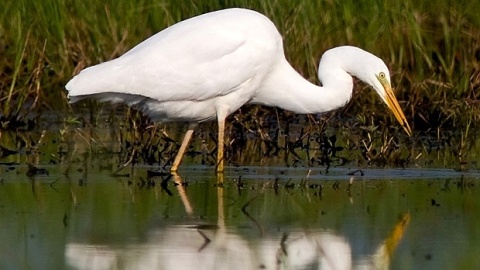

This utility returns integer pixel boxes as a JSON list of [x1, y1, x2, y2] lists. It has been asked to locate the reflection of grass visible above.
[[0, 113, 478, 171], [1, 1, 480, 165], [43, 110, 476, 169]]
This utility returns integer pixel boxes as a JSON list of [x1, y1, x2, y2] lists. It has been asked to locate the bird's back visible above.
[[66, 8, 284, 109]]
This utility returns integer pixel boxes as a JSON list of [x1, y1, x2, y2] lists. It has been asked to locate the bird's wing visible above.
[[67, 13, 272, 103]]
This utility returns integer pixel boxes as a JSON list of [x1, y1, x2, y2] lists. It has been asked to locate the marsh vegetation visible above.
[[1, 0, 480, 168]]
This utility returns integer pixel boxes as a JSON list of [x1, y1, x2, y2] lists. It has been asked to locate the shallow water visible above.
[[1, 164, 480, 270]]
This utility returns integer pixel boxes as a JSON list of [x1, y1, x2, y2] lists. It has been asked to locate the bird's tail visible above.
[[66, 61, 131, 104]]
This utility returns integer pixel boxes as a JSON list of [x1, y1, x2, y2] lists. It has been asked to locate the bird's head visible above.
[[371, 69, 412, 136], [328, 46, 412, 136]]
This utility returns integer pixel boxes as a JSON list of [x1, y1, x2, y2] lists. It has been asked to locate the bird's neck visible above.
[[251, 58, 353, 114]]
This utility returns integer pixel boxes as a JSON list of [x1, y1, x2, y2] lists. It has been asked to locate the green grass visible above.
[[1, 0, 480, 167]]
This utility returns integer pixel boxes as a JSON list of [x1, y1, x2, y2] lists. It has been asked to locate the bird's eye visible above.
[[379, 72, 386, 79]]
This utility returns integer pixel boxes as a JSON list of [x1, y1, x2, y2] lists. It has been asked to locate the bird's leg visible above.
[[216, 118, 225, 173], [171, 123, 198, 172]]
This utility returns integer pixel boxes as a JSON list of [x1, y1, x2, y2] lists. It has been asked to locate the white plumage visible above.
[[66, 8, 411, 172]]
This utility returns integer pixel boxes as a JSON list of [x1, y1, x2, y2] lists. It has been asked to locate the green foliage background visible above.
[[1, 0, 480, 131]]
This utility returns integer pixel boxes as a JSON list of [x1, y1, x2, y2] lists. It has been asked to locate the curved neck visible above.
[[251, 58, 353, 114]]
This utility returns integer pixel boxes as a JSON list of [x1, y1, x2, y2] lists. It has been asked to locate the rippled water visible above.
[[1, 164, 480, 270]]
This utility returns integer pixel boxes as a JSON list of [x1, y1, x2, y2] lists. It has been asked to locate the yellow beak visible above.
[[382, 81, 412, 136]]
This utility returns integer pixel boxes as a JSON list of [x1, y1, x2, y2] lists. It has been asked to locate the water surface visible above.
[[1, 164, 479, 270]]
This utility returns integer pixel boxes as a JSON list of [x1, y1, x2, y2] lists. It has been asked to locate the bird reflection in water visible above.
[[66, 173, 410, 270]]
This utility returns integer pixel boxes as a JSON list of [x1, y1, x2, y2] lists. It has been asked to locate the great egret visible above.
[[66, 8, 412, 173]]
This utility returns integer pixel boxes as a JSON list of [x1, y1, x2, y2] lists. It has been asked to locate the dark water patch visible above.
[[2, 110, 480, 172]]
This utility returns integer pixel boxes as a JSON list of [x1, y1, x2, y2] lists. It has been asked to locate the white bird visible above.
[[66, 8, 412, 173]]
